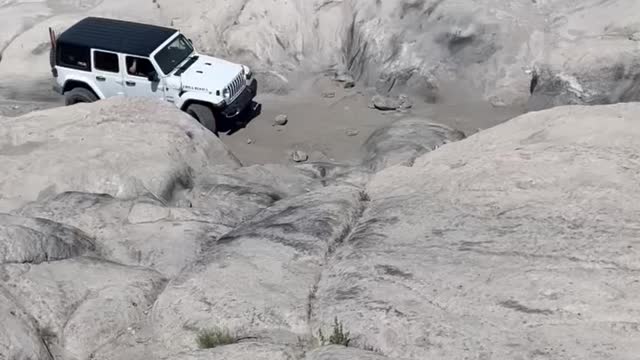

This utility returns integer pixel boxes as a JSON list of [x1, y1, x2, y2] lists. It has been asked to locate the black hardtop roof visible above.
[[57, 16, 178, 57]]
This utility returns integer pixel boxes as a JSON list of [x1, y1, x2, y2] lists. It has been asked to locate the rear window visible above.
[[58, 43, 90, 70], [93, 51, 120, 73]]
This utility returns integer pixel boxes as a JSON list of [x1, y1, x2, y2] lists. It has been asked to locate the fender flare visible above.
[[177, 91, 225, 111], [62, 76, 105, 99]]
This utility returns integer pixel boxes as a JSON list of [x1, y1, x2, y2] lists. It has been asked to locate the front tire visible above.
[[64, 87, 98, 105], [186, 103, 218, 135]]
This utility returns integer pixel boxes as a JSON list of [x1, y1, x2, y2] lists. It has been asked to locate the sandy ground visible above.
[[0, 75, 524, 165]]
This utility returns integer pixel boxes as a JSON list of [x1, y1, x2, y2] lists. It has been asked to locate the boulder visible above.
[[525, 0, 640, 110], [0, 97, 239, 212], [0, 213, 95, 265], [369, 95, 412, 111], [150, 185, 366, 354], [0, 257, 166, 360], [528, 39, 640, 110], [362, 118, 465, 172], [312, 103, 640, 359]]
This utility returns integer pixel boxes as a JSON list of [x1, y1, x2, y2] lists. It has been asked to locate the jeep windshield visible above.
[[154, 34, 194, 75]]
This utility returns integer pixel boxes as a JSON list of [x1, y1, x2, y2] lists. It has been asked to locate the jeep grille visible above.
[[228, 72, 245, 100]]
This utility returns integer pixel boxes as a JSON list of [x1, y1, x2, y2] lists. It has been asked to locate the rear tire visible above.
[[65, 87, 98, 105], [186, 103, 218, 135]]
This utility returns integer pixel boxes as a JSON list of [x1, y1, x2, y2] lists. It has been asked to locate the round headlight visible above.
[[222, 88, 230, 98]]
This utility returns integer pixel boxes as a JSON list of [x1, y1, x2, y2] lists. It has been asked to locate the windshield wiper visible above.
[[174, 55, 199, 76]]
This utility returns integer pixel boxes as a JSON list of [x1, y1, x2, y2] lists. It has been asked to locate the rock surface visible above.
[[0, 97, 239, 212], [0, 257, 166, 360], [0, 287, 52, 360], [150, 185, 365, 354], [2, 54, 640, 360], [13, 192, 231, 278], [159, 343, 301, 360], [0, 214, 94, 265], [306, 345, 401, 360], [312, 103, 640, 359], [527, 0, 640, 109], [529, 39, 640, 110], [362, 118, 466, 172]]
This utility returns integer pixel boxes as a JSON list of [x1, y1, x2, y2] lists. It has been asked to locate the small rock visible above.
[[398, 94, 413, 110], [629, 32, 640, 41], [274, 114, 288, 126], [291, 150, 309, 163], [371, 94, 413, 111], [371, 94, 402, 111], [322, 91, 336, 98], [346, 128, 359, 137], [247, 138, 254, 144], [334, 72, 356, 89], [343, 80, 356, 89], [489, 95, 506, 107]]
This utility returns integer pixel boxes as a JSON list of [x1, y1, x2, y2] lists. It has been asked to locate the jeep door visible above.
[[91, 49, 124, 97], [123, 55, 163, 99]]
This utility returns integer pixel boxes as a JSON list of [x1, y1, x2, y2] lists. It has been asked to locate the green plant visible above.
[[318, 317, 351, 346], [195, 327, 238, 349]]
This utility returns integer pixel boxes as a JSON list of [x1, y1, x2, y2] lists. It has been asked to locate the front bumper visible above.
[[52, 83, 63, 94], [220, 78, 257, 118]]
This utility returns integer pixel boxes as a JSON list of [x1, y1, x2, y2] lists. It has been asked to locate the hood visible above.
[[177, 55, 243, 93]]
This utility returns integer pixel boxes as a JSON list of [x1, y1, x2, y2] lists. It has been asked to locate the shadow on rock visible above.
[[0, 213, 95, 265], [361, 118, 466, 172], [148, 185, 365, 355]]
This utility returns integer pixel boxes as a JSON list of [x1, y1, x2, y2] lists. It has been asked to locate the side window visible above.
[[125, 56, 155, 78], [59, 44, 90, 70], [93, 51, 119, 73]]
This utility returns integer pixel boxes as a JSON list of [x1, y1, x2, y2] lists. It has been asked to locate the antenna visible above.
[[49, 27, 57, 49]]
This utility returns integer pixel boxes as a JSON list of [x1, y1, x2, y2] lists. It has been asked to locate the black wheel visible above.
[[64, 87, 98, 105], [186, 103, 218, 135]]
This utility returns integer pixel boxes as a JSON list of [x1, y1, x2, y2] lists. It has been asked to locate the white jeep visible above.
[[49, 16, 258, 134]]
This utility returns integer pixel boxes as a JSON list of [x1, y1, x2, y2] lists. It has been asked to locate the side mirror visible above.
[[147, 71, 159, 82]]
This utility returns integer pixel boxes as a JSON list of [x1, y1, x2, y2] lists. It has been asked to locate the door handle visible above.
[[96, 76, 106, 81], [125, 81, 136, 87]]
